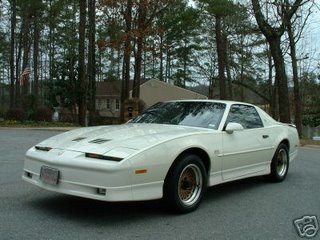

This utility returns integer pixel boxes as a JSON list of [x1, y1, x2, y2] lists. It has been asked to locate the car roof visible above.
[[164, 99, 256, 107]]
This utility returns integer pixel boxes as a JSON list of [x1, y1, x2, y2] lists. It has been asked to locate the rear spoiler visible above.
[[286, 123, 296, 128], [279, 122, 297, 128]]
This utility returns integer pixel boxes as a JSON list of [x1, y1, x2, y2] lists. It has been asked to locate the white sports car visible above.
[[22, 100, 299, 213]]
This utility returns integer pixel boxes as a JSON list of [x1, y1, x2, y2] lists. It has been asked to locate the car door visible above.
[[221, 104, 273, 180]]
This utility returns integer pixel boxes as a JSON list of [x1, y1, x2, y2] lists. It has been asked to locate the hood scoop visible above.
[[89, 138, 111, 144]]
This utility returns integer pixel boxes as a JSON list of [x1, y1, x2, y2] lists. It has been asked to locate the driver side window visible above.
[[226, 104, 263, 129]]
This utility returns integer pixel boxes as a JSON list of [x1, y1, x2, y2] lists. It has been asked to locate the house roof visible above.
[[95, 80, 121, 97], [95, 79, 208, 100], [96, 80, 148, 97], [137, 79, 207, 98]]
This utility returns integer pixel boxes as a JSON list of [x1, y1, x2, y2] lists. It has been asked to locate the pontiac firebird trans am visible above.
[[22, 100, 299, 213]]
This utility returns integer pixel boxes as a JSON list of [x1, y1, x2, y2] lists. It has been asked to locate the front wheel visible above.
[[163, 154, 207, 213], [269, 143, 289, 182]]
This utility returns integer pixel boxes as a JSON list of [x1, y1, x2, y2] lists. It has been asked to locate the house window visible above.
[[96, 99, 100, 109], [96, 99, 103, 110], [115, 99, 120, 110], [100, 99, 107, 109], [106, 99, 111, 109]]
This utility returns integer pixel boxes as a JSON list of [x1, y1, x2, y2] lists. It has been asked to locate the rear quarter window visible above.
[[226, 104, 264, 129]]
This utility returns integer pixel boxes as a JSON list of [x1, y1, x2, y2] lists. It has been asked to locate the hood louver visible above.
[[89, 138, 111, 144], [72, 137, 87, 142]]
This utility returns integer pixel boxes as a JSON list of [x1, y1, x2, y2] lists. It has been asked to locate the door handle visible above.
[[262, 135, 269, 139]]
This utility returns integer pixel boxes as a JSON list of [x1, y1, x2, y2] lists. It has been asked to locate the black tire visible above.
[[163, 154, 207, 213], [269, 143, 289, 182]]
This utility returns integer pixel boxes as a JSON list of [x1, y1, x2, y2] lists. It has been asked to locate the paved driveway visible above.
[[0, 129, 319, 240]]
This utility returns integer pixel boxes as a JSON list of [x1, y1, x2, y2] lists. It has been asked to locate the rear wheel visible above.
[[163, 154, 207, 213], [269, 143, 289, 182]]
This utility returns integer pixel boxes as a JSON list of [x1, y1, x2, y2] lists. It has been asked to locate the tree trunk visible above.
[[88, 0, 96, 126], [9, 0, 16, 108], [268, 36, 290, 123], [133, 0, 147, 98], [78, 0, 87, 126], [287, 20, 302, 137], [225, 36, 233, 100], [133, 36, 143, 98], [0, 69, 4, 108], [215, 15, 226, 100], [239, 60, 244, 102], [267, 47, 275, 117], [15, 30, 22, 106], [48, 0, 55, 86], [121, 0, 133, 122], [117, 46, 121, 80], [21, 17, 32, 100], [159, 31, 164, 81], [70, 0, 77, 124], [33, 11, 40, 108], [165, 47, 171, 83]]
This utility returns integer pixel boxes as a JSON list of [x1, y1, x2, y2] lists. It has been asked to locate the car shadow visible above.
[[26, 176, 270, 223], [27, 194, 166, 224], [204, 176, 267, 201]]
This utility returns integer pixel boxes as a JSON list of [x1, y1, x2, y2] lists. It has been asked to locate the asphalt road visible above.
[[0, 129, 319, 240]]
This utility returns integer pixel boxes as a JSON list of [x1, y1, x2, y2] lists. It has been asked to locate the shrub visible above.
[[32, 106, 53, 122], [88, 110, 104, 126], [60, 108, 75, 123], [0, 107, 7, 119], [5, 108, 26, 121]]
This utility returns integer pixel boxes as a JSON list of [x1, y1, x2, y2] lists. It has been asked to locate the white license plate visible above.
[[40, 166, 59, 185]]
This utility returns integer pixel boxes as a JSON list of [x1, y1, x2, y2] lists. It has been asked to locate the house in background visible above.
[[95, 80, 121, 119], [130, 79, 207, 108], [95, 79, 207, 120]]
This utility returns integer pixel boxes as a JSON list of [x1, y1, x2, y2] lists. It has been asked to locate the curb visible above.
[[300, 145, 320, 149], [0, 127, 79, 131]]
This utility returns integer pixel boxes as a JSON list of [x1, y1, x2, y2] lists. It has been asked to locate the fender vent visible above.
[[89, 138, 111, 144]]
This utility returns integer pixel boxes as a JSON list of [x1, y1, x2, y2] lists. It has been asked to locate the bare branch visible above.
[[232, 80, 270, 103]]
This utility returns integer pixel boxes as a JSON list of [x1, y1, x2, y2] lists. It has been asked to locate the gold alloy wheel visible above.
[[178, 164, 202, 206], [276, 148, 288, 177]]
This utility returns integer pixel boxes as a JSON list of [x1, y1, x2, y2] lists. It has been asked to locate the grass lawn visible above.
[[300, 139, 320, 146], [0, 119, 79, 128]]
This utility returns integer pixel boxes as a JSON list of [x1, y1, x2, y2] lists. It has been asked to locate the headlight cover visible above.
[[85, 147, 138, 162]]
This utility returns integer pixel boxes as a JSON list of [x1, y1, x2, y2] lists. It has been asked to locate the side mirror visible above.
[[225, 122, 244, 134]]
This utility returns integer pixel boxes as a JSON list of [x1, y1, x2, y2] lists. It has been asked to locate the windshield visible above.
[[131, 101, 226, 129]]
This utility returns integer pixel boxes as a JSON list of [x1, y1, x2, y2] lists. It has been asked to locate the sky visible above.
[[305, 3, 320, 60], [296, 3, 320, 74], [188, 0, 320, 72]]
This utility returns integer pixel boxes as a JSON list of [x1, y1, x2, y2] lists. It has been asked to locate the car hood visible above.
[[35, 124, 212, 157]]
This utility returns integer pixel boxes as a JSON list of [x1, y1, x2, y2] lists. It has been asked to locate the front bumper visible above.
[[22, 148, 163, 202]]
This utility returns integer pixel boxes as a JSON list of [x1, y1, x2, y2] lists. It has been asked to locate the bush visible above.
[[32, 106, 53, 122], [60, 108, 75, 123], [5, 108, 26, 121], [88, 111, 104, 126], [302, 115, 320, 127], [0, 107, 7, 119]]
